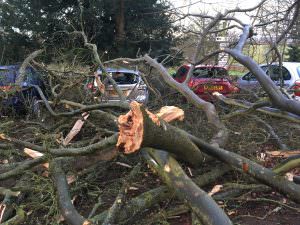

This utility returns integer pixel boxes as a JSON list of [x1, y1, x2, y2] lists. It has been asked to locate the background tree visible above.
[[287, 45, 300, 61], [0, 0, 179, 64]]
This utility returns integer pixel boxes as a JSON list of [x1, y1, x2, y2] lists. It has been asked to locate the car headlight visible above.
[[134, 89, 148, 102], [136, 95, 146, 102]]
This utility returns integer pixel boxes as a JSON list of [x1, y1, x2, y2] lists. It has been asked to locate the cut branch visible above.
[[50, 159, 89, 225], [188, 133, 300, 203], [142, 148, 232, 225], [117, 102, 204, 166], [16, 49, 44, 86]]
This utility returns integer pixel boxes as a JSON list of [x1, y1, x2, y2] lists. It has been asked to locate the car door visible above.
[[238, 66, 268, 89], [267, 65, 292, 88]]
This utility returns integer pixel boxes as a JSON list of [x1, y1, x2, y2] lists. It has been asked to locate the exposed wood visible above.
[[23, 148, 49, 168], [267, 150, 300, 158], [63, 113, 89, 146], [155, 106, 184, 122], [117, 101, 204, 166], [94, 73, 105, 94]]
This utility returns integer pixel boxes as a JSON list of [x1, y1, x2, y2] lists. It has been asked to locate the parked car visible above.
[[237, 62, 300, 98], [173, 64, 239, 101], [86, 68, 149, 104], [0, 65, 44, 115]]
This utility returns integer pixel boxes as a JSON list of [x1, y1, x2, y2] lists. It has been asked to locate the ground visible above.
[[1, 92, 300, 225]]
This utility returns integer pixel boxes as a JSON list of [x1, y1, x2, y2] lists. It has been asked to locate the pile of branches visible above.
[[1, 0, 300, 224]]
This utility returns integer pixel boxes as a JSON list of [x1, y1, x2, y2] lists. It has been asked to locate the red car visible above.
[[173, 65, 239, 101]]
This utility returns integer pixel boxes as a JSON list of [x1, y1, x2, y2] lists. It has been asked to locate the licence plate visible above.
[[203, 85, 223, 91]]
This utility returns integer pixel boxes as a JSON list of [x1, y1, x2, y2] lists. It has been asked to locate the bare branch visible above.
[[16, 49, 44, 86]]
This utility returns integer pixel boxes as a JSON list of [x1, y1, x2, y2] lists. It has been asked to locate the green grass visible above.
[[228, 70, 245, 76]]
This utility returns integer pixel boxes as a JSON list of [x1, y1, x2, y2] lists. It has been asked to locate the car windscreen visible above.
[[297, 67, 300, 77], [193, 67, 228, 78], [99, 72, 138, 85], [0, 69, 16, 85]]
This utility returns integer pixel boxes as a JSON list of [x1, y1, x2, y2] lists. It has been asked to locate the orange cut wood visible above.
[[94, 73, 105, 94], [155, 106, 184, 122], [117, 101, 144, 154], [117, 101, 185, 154], [24, 148, 49, 168], [266, 150, 300, 158]]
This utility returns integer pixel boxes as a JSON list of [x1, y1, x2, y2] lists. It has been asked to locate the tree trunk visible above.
[[115, 0, 125, 45]]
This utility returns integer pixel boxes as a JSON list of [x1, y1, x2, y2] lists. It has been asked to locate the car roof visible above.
[[0, 65, 19, 70], [97, 67, 139, 74], [183, 64, 227, 69], [259, 62, 300, 67]]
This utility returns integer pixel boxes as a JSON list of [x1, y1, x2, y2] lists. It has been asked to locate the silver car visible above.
[[87, 68, 149, 104], [237, 62, 300, 90], [237, 62, 300, 100]]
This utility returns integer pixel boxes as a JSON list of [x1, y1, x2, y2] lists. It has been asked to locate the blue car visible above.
[[0, 65, 45, 115]]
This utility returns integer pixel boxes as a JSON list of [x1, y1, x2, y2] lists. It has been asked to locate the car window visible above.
[[106, 72, 137, 84], [174, 66, 188, 78], [296, 66, 300, 77], [267, 65, 291, 81], [242, 66, 268, 81], [0, 68, 16, 85], [193, 67, 228, 78]]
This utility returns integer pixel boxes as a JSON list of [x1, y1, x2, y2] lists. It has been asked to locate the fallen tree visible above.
[[1, 1, 300, 224]]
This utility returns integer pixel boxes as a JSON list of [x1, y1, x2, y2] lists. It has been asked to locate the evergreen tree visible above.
[[0, 0, 179, 64], [287, 45, 300, 62]]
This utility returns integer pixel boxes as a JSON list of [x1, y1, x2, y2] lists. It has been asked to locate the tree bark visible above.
[[50, 159, 89, 225], [115, 0, 126, 44], [188, 134, 300, 203], [143, 148, 232, 225], [117, 101, 205, 166]]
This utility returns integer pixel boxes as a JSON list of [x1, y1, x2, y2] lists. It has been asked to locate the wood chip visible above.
[[115, 162, 133, 168], [266, 150, 300, 158], [24, 148, 49, 168], [63, 113, 89, 146], [208, 185, 223, 196]]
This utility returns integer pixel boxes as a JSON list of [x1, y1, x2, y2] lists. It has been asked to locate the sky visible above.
[[170, 0, 262, 24]]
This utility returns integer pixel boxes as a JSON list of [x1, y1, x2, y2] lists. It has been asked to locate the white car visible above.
[[237, 62, 300, 97]]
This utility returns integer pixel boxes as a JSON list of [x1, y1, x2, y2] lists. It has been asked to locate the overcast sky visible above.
[[170, 0, 262, 24]]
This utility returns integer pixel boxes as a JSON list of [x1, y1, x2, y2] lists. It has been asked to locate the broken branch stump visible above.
[[117, 102, 204, 166]]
